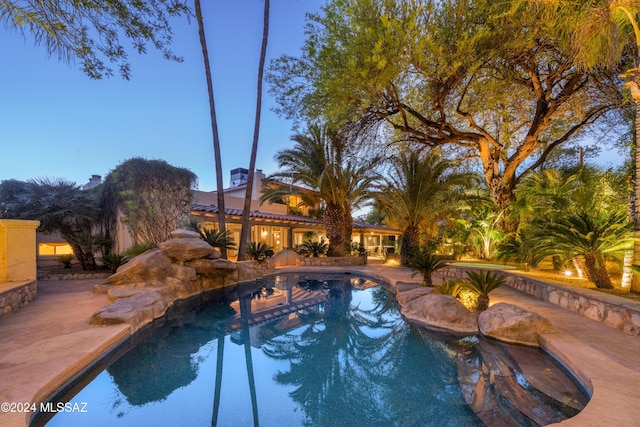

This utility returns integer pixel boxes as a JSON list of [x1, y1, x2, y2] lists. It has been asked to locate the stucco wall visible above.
[[0, 219, 40, 282]]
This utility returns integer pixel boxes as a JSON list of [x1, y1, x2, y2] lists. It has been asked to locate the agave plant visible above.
[[200, 228, 237, 252], [433, 279, 463, 297], [462, 270, 506, 312], [300, 239, 329, 257], [246, 242, 275, 262], [407, 247, 448, 287]]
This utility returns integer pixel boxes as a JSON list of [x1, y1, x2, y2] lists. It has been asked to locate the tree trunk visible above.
[[582, 253, 614, 289], [325, 203, 350, 257], [400, 224, 421, 265], [476, 294, 490, 312], [238, 0, 270, 261], [631, 81, 640, 292], [194, 0, 227, 258]]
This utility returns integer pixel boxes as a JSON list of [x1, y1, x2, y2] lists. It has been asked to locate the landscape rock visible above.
[[237, 261, 273, 282], [272, 249, 300, 267], [158, 237, 217, 262], [107, 281, 176, 302], [395, 281, 423, 293], [170, 229, 200, 239], [90, 291, 170, 328], [186, 258, 238, 278], [396, 287, 434, 306], [108, 249, 172, 286], [478, 303, 555, 347], [402, 294, 478, 334]]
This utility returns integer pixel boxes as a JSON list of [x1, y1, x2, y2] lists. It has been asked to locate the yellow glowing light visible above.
[[563, 270, 573, 277]]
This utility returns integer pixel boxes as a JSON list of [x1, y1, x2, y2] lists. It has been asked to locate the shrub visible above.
[[462, 270, 506, 312], [407, 247, 448, 287], [100, 253, 130, 273], [124, 240, 156, 257], [58, 254, 74, 269], [200, 228, 237, 251], [299, 240, 329, 257], [433, 279, 463, 297], [246, 242, 274, 261]]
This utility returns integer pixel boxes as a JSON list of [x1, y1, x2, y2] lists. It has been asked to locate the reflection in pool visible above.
[[39, 273, 587, 426]]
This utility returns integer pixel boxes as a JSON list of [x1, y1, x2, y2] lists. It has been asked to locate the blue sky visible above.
[[0, 1, 323, 192]]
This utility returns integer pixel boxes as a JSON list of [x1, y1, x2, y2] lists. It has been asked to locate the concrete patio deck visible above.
[[1, 262, 639, 426]]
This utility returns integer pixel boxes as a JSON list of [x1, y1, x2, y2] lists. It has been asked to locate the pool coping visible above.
[[0, 264, 639, 426]]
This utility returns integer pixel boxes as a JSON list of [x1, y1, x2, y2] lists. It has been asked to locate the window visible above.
[[38, 243, 73, 256]]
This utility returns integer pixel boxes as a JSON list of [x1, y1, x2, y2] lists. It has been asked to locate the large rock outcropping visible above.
[[401, 293, 479, 334], [478, 302, 556, 346], [90, 229, 272, 330]]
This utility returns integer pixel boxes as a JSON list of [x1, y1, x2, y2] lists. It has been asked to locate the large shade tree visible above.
[[101, 158, 197, 246], [268, 0, 626, 232], [521, 0, 640, 289], [1, 0, 189, 79], [262, 123, 381, 256]]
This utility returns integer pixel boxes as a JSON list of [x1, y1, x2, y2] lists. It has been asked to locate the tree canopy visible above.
[[101, 157, 197, 245], [269, 0, 630, 230], [2, 0, 190, 79]]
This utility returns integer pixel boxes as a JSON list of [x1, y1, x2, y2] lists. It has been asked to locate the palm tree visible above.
[[407, 247, 448, 287], [194, 0, 228, 259], [263, 124, 381, 257], [376, 148, 475, 264], [238, 0, 270, 261], [462, 270, 506, 312], [524, 210, 632, 289], [17, 178, 103, 270], [524, 0, 640, 289]]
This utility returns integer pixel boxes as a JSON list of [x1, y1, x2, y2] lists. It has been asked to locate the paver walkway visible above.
[[0, 263, 639, 426]]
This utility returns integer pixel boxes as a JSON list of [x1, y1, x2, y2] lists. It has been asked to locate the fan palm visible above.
[[375, 148, 476, 264], [263, 123, 381, 256], [462, 270, 506, 312], [300, 239, 329, 257], [199, 228, 237, 252]]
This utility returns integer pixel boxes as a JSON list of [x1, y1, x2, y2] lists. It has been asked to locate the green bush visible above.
[[407, 247, 448, 287], [246, 242, 274, 261], [124, 240, 156, 257], [462, 270, 506, 312], [100, 253, 130, 273], [58, 254, 74, 269]]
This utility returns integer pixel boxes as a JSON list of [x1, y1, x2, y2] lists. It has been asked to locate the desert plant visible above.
[[462, 270, 506, 312], [124, 240, 156, 257], [407, 247, 448, 287], [246, 242, 274, 262], [100, 253, 130, 273], [300, 239, 329, 257], [58, 254, 74, 269], [200, 228, 237, 251], [433, 279, 463, 297]]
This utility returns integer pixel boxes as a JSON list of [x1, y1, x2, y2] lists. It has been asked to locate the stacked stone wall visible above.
[[441, 266, 640, 336], [298, 256, 366, 267], [0, 281, 37, 318]]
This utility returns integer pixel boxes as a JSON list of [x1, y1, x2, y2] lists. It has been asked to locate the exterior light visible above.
[[563, 270, 573, 277]]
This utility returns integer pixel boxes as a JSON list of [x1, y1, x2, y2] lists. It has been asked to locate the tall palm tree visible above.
[[376, 149, 476, 264], [238, 0, 270, 261], [194, 0, 227, 258], [263, 124, 381, 257]]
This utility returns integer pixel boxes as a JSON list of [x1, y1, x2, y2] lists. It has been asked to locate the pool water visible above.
[[37, 273, 586, 426]]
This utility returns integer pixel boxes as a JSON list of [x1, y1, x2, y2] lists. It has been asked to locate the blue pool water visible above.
[[37, 273, 586, 426]]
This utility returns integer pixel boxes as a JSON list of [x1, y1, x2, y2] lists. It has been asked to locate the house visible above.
[[36, 169, 400, 267], [191, 168, 400, 257]]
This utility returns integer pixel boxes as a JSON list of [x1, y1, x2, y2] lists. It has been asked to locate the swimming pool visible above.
[[36, 273, 586, 426]]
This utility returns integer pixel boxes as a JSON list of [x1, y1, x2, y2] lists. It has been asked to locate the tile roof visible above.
[[190, 203, 399, 233]]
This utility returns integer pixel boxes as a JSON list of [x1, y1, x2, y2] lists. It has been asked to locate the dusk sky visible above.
[[0, 1, 323, 192], [0, 0, 626, 194]]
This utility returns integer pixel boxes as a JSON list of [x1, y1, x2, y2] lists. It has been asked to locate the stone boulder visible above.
[[158, 237, 219, 262], [402, 294, 478, 334], [395, 281, 423, 293], [170, 229, 200, 239], [107, 281, 177, 302], [186, 258, 238, 278], [272, 249, 300, 267], [478, 303, 556, 347], [108, 249, 172, 286], [90, 291, 171, 328], [396, 287, 434, 306]]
